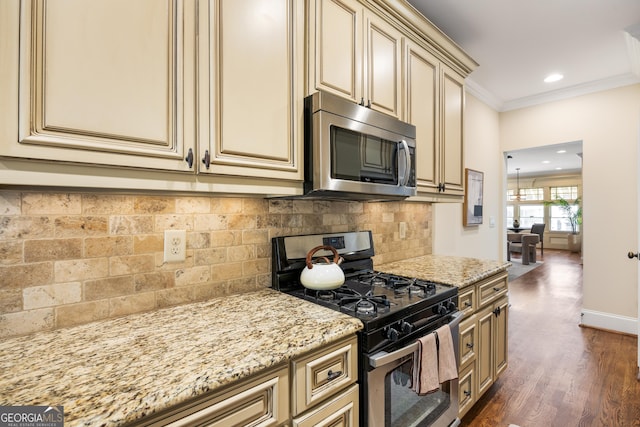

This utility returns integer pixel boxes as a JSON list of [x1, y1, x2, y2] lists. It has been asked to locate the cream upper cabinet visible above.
[[197, 0, 304, 181], [440, 65, 465, 196], [363, 10, 403, 118], [307, 0, 362, 103], [405, 40, 439, 193], [307, 0, 402, 119], [405, 39, 465, 198], [3, 0, 197, 171]]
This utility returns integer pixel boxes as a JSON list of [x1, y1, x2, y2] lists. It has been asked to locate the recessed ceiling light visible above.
[[542, 160, 550, 164], [544, 73, 564, 83], [556, 167, 563, 170], [556, 150, 566, 154]]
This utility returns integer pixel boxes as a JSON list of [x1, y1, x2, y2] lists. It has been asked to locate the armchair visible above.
[[507, 233, 540, 265], [530, 223, 545, 256]]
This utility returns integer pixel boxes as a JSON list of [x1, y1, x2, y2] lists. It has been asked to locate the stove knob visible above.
[[384, 327, 400, 342], [400, 320, 414, 334], [447, 301, 457, 312], [438, 304, 447, 316]]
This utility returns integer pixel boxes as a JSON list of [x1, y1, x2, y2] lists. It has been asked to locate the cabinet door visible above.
[[494, 296, 509, 379], [364, 11, 403, 118], [199, 0, 303, 180], [476, 304, 494, 396], [458, 315, 477, 369], [440, 65, 465, 195], [9, 0, 196, 171], [405, 40, 439, 192], [292, 384, 359, 427], [458, 361, 476, 419], [307, 0, 362, 103]]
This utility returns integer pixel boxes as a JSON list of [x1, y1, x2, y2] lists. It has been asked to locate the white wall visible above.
[[500, 84, 640, 332], [433, 93, 503, 260]]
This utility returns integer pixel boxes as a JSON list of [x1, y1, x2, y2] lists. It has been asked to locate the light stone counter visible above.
[[0, 289, 362, 426], [377, 254, 510, 288]]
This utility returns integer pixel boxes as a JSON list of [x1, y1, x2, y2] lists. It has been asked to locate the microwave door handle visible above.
[[368, 311, 464, 369], [400, 140, 411, 186]]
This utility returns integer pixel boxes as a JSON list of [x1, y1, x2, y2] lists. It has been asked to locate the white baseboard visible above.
[[580, 309, 638, 335]]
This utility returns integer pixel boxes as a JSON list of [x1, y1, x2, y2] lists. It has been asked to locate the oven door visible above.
[[366, 312, 463, 427]]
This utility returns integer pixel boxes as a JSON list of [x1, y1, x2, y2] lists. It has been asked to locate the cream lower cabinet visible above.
[[307, 0, 403, 119], [457, 271, 509, 418], [292, 336, 359, 426], [132, 336, 358, 427], [405, 38, 465, 199], [137, 365, 290, 427]]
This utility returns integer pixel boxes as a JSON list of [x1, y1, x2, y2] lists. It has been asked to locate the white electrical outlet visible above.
[[164, 230, 186, 262], [399, 222, 407, 239]]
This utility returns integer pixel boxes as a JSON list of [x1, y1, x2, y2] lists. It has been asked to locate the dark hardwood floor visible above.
[[461, 249, 640, 427]]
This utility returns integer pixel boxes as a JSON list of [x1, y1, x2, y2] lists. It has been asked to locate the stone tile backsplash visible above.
[[0, 191, 431, 338]]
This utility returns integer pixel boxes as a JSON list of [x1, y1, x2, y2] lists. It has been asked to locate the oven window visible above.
[[386, 359, 451, 426]]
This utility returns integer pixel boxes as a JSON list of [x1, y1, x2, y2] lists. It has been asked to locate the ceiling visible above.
[[505, 141, 583, 178], [405, 0, 640, 177]]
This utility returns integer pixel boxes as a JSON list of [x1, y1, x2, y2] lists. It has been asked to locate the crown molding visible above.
[[467, 74, 640, 113]]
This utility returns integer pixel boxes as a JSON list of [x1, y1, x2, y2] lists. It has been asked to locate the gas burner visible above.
[[355, 300, 376, 315], [304, 286, 361, 301], [339, 294, 391, 315], [317, 290, 337, 300]]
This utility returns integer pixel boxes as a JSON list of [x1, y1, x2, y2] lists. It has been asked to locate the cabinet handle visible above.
[[464, 390, 471, 397], [366, 99, 371, 108], [327, 370, 342, 381], [185, 148, 194, 168], [201, 150, 210, 170], [493, 306, 501, 317], [493, 287, 501, 292], [464, 301, 472, 307], [466, 342, 474, 349], [359, 98, 365, 106]]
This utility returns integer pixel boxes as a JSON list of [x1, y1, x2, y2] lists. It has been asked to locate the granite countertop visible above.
[[377, 254, 510, 288], [0, 289, 363, 427]]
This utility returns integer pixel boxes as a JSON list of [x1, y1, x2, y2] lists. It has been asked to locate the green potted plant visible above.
[[545, 197, 582, 252]]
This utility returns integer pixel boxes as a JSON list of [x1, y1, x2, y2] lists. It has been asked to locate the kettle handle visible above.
[[306, 245, 341, 269]]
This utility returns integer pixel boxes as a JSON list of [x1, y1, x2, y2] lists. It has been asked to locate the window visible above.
[[550, 205, 580, 232], [506, 205, 514, 226], [518, 205, 544, 229], [507, 187, 544, 201], [551, 186, 578, 200]]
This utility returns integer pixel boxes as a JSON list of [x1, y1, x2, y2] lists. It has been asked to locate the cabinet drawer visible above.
[[458, 286, 475, 317], [141, 365, 289, 427], [477, 273, 508, 308], [292, 336, 358, 416], [458, 315, 477, 369], [292, 384, 359, 427], [458, 362, 476, 419]]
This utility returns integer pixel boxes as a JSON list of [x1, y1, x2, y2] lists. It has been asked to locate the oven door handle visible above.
[[368, 311, 464, 368]]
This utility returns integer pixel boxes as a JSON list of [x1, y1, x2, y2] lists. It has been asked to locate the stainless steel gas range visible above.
[[272, 230, 462, 427]]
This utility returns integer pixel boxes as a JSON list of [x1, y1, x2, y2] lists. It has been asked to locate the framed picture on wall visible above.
[[463, 168, 484, 226]]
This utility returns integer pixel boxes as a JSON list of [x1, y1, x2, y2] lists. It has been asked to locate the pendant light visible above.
[[515, 168, 522, 201]]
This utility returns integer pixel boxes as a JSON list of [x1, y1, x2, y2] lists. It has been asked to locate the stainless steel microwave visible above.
[[303, 91, 417, 201]]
